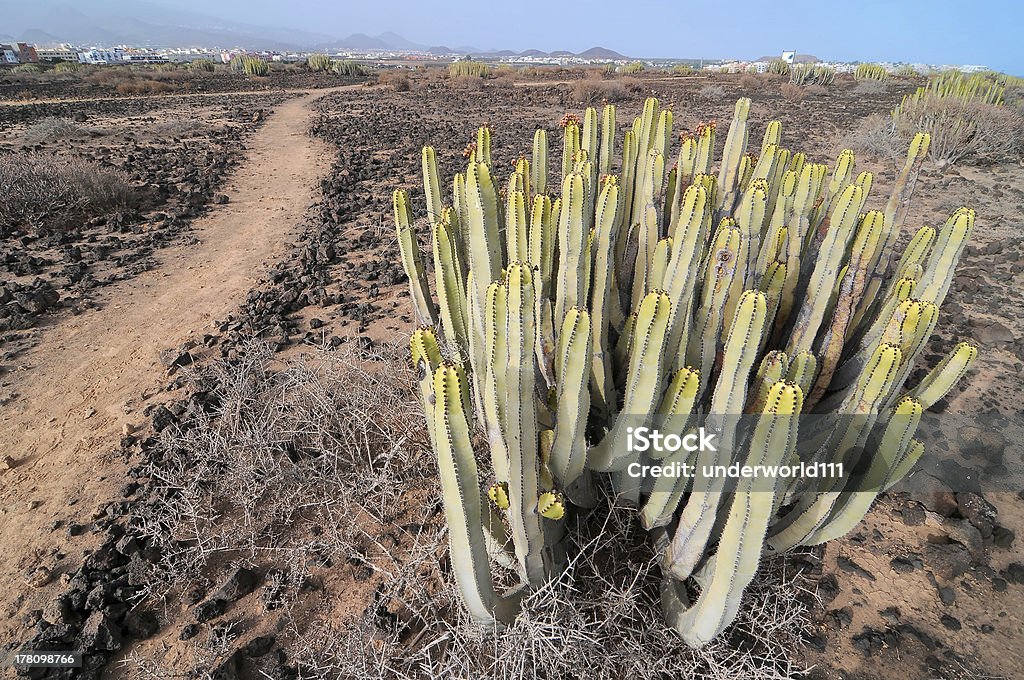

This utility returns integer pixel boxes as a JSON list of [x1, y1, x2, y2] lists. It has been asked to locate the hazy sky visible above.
[[23, 0, 1024, 73]]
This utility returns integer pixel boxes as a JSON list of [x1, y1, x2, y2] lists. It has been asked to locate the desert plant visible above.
[[188, 59, 216, 72], [331, 59, 366, 76], [572, 77, 627, 104], [790, 64, 834, 86], [767, 59, 791, 77], [853, 79, 888, 94], [53, 61, 82, 74], [448, 60, 491, 78], [854, 63, 889, 82], [892, 70, 1024, 164], [11, 63, 41, 74], [621, 61, 645, 74], [20, 117, 84, 142], [697, 84, 726, 100], [378, 70, 411, 91], [779, 82, 806, 102], [0, 153, 137, 235], [394, 97, 977, 647], [243, 57, 269, 77], [306, 53, 333, 72], [894, 64, 920, 79], [739, 73, 762, 90], [672, 64, 695, 76]]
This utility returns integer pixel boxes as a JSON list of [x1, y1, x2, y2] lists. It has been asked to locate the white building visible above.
[[0, 44, 18, 63], [37, 46, 79, 62], [78, 48, 125, 64]]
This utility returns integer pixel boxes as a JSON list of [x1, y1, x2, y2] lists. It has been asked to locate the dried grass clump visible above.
[[853, 79, 888, 95], [131, 342, 428, 604], [892, 93, 1024, 165], [779, 82, 806, 103], [378, 71, 412, 92], [571, 77, 627, 104], [840, 113, 901, 166], [0, 153, 137, 236], [20, 117, 84, 143], [125, 340, 814, 679], [739, 73, 762, 91], [284, 490, 812, 680], [697, 84, 726, 101]]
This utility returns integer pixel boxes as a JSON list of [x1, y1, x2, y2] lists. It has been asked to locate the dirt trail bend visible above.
[[0, 88, 339, 644]]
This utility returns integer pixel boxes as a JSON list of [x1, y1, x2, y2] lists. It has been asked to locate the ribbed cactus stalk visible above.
[[392, 97, 977, 646]]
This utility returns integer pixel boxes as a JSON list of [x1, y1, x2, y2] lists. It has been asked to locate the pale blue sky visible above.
[[180, 0, 1021, 72], [11, 0, 1024, 73]]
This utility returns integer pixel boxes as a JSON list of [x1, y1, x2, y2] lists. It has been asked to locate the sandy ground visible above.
[[0, 88, 344, 650]]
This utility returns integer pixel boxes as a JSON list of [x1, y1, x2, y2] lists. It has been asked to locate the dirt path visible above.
[[0, 88, 339, 649]]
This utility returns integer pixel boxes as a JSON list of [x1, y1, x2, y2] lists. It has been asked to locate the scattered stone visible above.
[[901, 504, 926, 526], [924, 543, 972, 580], [940, 613, 962, 631], [938, 586, 956, 606], [78, 611, 122, 651], [194, 598, 227, 623], [1004, 563, 1024, 585], [212, 567, 261, 603], [838, 556, 876, 581], [150, 404, 177, 432], [124, 609, 159, 639], [891, 556, 918, 574], [993, 526, 1015, 549], [244, 634, 276, 657], [180, 623, 200, 640]]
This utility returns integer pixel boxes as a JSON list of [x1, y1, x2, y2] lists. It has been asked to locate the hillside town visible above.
[[0, 40, 992, 75]]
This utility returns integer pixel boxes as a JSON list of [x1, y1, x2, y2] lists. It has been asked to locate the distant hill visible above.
[[577, 46, 626, 60]]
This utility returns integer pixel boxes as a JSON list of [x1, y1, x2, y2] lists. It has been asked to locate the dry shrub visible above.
[[853, 79, 888, 95], [803, 84, 827, 96], [619, 77, 648, 95], [20, 117, 84, 143], [378, 71, 411, 91], [451, 74, 485, 91], [697, 84, 726, 101], [115, 79, 177, 95], [780, 82, 806, 102], [839, 113, 900, 165], [739, 73, 762, 91], [0, 153, 137, 236], [893, 94, 1024, 165], [571, 77, 627, 103], [123, 340, 814, 680]]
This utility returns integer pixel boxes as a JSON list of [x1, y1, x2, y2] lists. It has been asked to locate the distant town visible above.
[[0, 40, 992, 75]]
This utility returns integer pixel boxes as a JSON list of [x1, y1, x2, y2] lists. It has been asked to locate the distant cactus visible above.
[[620, 60, 645, 74], [307, 53, 333, 72], [672, 64, 694, 76], [330, 59, 366, 76], [894, 64, 920, 79], [767, 59, 791, 76], [449, 60, 491, 78], [790, 63, 835, 86], [188, 59, 215, 73], [855, 63, 889, 81], [53, 62, 82, 74], [230, 55, 269, 77], [12, 64, 41, 74]]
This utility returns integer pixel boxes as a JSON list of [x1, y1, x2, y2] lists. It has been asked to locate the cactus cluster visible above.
[[767, 59, 791, 77], [53, 61, 82, 74], [621, 61, 645, 74], [330, 59, 366, 76], [395, 97, 976, 647], [672, 64, 695, 76], [896, 70, 1008, 113], [306, 53, 333, 73], [449, 61, 492, 78], [229, 55, 269, 77], [790, 64, 835, 86], [854, 63, 889, 82], [894, 64, 922, 79], [187, 59, 216, 73]]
